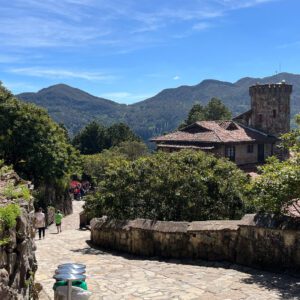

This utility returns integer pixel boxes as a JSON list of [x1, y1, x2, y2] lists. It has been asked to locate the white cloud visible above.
[[0, 16, 110, 47], [9, 67, 116, 81], [101, 92, 131, 99], [0, 0, 277, 50], [193, 22, 211, 31], [173, 76, 180, 80], [100, 91, 153, 103]]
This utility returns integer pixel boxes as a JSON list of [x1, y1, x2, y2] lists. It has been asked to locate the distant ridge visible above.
[[17, 73, 300, 141]]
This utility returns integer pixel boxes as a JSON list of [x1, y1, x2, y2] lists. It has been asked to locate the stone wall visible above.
[[91, 215, 300, 272], [0, 171, 37, 299], [0, 202, 37, 299]]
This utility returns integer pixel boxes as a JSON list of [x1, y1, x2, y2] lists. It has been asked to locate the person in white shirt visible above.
[[34, 208, 46, 239]]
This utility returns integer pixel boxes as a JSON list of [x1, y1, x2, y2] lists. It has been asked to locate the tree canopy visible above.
[[0, 83, 80, 185], [204, 98, 232, 121], [179, 98, 232, 128], [73, 121, 140, 155], [84, 150, 248, 221], [112, 141, 148, 161], [248, 115, 300, 214]]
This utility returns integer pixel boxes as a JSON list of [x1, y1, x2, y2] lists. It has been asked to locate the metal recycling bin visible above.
[[53, 263, 87, 300]]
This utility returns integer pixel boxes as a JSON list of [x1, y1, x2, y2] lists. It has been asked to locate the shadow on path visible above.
[[70, 240, 300, 299], [241, 274, 300, 299]]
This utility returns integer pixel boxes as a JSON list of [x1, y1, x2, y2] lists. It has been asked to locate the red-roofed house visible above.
[[151, 82, 292, 166]]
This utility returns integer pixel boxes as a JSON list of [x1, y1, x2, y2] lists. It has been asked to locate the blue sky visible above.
[[0, 0, 299, 104]]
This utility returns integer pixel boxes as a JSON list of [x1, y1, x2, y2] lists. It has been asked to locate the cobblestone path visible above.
[[36, 201, 300, 300]]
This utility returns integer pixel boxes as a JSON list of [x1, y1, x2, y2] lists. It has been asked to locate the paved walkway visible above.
[[36, 201, 300, 300]]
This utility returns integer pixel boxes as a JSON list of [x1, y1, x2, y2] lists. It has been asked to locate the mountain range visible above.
[[17, 72, 300, 142]]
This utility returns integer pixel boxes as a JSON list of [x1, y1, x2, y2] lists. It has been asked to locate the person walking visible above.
[[35, 208, 46, 240], [55, 210, 63, 233]]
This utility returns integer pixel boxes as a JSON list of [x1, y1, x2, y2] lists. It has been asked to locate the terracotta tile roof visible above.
[[150, 121, 278, 144], [284, 199, 300, 218], [233, 109, 252, 120]]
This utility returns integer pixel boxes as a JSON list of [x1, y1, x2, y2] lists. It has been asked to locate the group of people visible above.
[[34, 208, 64, 239], [70, 180, 91, 200]]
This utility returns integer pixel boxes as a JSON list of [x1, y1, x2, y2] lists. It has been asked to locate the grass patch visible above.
[[3, 183, 31, 201], [0, 237, 10, 246]]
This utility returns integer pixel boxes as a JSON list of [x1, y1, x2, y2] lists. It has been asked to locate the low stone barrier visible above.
[[91, 215, 300, 272], [79, 211, 92, 229]]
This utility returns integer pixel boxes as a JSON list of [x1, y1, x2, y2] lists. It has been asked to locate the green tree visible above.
[[112, 141, 148, 160], [73, 121, 140, 155], [248, 157, 300, 214], [72, 121, 106, 155], [280, 114, 300, 152], [84, 150, 248, 221], [179, 104, 205, 129], [82, 150, 126, 186], [249, 115, 300, 214], [0, 83, 80, 186], [179, 98, 232, 128], [106, 123, 140, 147], [204, 98, 232, 120]]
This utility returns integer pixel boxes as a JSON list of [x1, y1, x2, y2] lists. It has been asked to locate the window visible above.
[[247, 144, 254, 153], [225, 146, 235, 161], [273, 109, 277, 118], [258, 114, 263, 123]]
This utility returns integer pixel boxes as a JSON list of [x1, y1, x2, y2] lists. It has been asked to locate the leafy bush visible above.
[[3, 183, 31, 201], [82, 150, 127, 186], [112, 141, 148, 161], [0, 204, 21, 230], [248, 115, 300, 214], [84, 150, 248, 221], [248, 156, 300, 214]]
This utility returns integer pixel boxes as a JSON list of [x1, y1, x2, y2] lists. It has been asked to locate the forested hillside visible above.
[[18, 73, 300, 141]]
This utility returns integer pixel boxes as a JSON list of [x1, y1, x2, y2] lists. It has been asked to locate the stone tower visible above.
[[249, 82, 293, 137]]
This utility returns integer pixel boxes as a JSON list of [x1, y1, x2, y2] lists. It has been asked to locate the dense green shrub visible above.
[[82, 150, 127, 186], [248, 115, 300, 214], [112, 141, 148, 161], [82, 141, 148, 184], [248, 157, 300, 213], [0, 204, 21, 230], [84, 150, 248, 221]]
